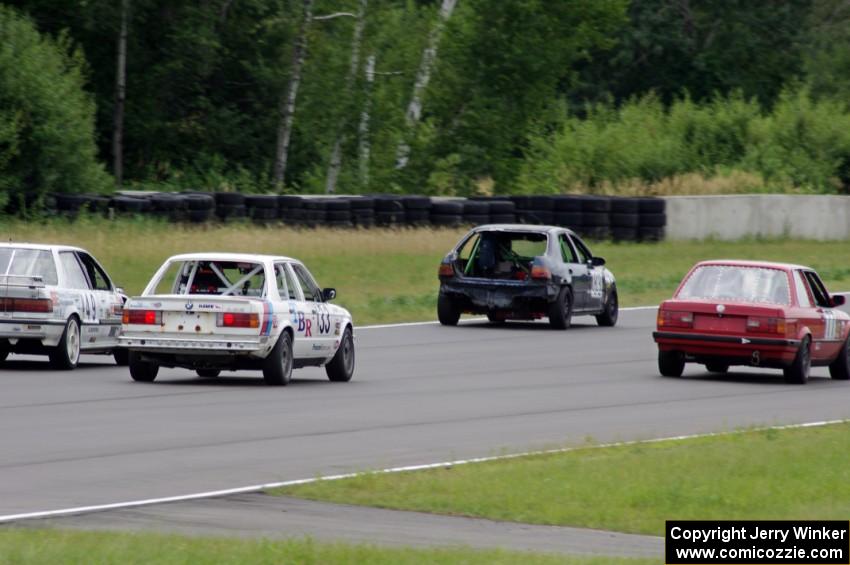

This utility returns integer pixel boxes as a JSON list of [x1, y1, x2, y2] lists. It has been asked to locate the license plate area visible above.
[[163, 312, 214, 333], [694, 314, 745, 333]]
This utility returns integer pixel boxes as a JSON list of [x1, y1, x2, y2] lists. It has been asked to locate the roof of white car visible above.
[[165, 252, 299, 263], [0, 242, 86, 253]]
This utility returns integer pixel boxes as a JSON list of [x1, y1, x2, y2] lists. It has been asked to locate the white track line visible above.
[[1, 418, 845, 524], [359, 305, 658, 330]]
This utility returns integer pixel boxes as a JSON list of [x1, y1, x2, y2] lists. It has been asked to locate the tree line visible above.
[[2, 0, 850, 205]]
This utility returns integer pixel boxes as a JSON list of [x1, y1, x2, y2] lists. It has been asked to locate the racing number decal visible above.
[[823, 310, 838, 340], [317, 304, 332, 335], [590, 270, 604, 299]]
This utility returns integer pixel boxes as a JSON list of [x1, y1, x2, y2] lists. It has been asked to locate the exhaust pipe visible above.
[[751, 351, 760, 366]]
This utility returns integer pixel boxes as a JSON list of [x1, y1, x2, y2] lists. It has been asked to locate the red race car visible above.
[[653, 260, 850, 384]]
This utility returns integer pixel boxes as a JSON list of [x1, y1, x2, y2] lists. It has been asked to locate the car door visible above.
[[58, 251, 98, 349], [557, 233, 586, 310], [290, 262, 335, 357], [76, 251, 122, 347], [566, 234, 600, 311], [801, 270, 843, 360]]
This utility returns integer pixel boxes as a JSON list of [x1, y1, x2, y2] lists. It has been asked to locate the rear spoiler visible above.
[[0, 275, 46, 289]]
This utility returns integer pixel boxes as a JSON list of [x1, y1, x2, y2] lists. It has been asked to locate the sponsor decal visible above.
[[195, 303, 220, 310], [311, 343, 329, 351], [334, 320, 341, 336], [184, 301, 194, 311], [296, 312, 312, 337], [151, 302, 162, 308], [590, 270, 604, 299]]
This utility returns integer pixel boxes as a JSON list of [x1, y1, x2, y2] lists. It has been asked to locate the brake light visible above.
[[0, 297, 53, 313], [657, 310, 693, 328], [531, 265, 551, 280], [746, 316, 786, 334], [438, 263, 454, 278], [123, 309, 161, 325], [217, 312, 259, 328]]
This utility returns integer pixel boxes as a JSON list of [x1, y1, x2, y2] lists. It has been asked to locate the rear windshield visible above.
[[676, 265, 791, 305], [457, 231, 548, 279], [153, 260, 266, 297], [0, 248, 58, 285]]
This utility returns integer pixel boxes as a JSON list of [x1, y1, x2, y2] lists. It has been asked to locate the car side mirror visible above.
[[830, 294, 845, 307], [590, 256, 606, 267], [322, 288, 336, 302]]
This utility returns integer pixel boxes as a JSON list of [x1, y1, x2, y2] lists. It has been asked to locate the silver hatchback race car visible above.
[[0, 243, 127, 369]]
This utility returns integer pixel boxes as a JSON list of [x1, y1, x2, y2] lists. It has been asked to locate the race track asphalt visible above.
[[2, 306, 850, 551]]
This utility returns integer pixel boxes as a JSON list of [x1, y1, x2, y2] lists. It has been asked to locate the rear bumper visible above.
[[440, 279, 557, 313], [653, 331, 800, 365], [119, 335, 265, 355], [0, 319, 65, 347]]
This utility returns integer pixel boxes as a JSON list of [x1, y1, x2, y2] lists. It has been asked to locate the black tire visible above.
[[528, 196, 555, 210], [489, 200, 516, 214], [431, 200, 464, 215], [640, 213, 667, 227], [215, 192, 245, 205], [582, 212, 611, 227], [554, 212, 582, 227], [49, 317, 81, 370], [430, 214, 462, 227], [596, 288, 618, 327], [658, 350, 685, 377], [263, 331, 293, 386], [402, 196, 431, 210], [638, 226, 665, 242], [490, 213, 516, 224], [128, 351, 159, 382], [548, 286, 573, 329], [326, 327, 355, 382], [185, 194, 215, 210], [325, 199, 351, 211], [611, 227, 639, 241], [349, 197, 376, 210], [327, 210, 352, 221], [486, 311, 505, 323], [0, 342, 9, 363], [705, 363, 729, 374], [188, 209, 214, 223], [405, 209, 430, 225], [196, 368, 221, 378], [375, 197, 406, 212], [517, 209, 553, 224], [580, 196, 611, 213], [113, 348, 129, 366], [638, 197, 666, 213], [829, 337, 850, 380], [553, 196, 582, 212], [611, 213, 640, 228], [611, 197, 640, 213], [784, 337, 811, 384], [463, 200, 489, 214], [437, 294, 461, 326], [463, 214, 490, 226]]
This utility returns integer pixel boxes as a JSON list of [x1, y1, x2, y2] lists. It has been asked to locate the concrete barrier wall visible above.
[[665, 195, 850, 240]]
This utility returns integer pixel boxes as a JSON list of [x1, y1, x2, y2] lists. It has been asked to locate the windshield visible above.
[[153, 260, 267, 297], [0, 248, 58, 285], [677, 265, 791, 305]]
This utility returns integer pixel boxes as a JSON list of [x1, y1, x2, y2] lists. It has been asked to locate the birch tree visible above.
[[325, 0, 368, 194], [358, 53, 376, 187], [273, 0, 313, 188], [112, 0, 129, 188], [395, 0, 458, 169]]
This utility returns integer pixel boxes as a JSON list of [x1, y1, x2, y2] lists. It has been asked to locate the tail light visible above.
[[531, 265, 551, 280], [0, 297, 53, 313], [438, 263, 454, 278], [123, 309, 161, 325], [657, 309, 693, 328], [217, 312, 259, 328], [747, 316, 786, 334]]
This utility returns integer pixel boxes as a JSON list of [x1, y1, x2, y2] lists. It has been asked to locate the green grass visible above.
[[0, 529, 654, 564], [3, 216, 849, 324], [274, 423, 850, 536]]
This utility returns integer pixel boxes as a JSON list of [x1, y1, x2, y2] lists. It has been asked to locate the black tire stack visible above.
[[552, 196, 582, 230], [578, 196, 611, 240], [303, 199, 328, 228], [215, 192, 246, 221], [245, 194, 278, 224], [151, 193, 188, 222], [638, 197, 666, 241], [403, 196, 431, 226], [430, 199, 464, 227], [462, 199, 489, 226], [350, 196, 375, 228], [374, 196, 406, 227], [512, 195, 554, 225], [183, 193, 216, 223], [278, 195, 305, 226], [325, 198, 352, 228], [488, 199, 516, 223], [610, 197, 641, 241]]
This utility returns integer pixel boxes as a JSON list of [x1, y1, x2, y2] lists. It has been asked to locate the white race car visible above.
[[0, 243, 126, 369], [119, 253, 355, 385]]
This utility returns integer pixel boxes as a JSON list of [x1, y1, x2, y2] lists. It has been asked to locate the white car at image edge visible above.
[[119, 252, 355, 385]]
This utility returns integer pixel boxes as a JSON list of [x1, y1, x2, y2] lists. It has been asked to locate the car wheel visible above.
[[705, 363, 729, 373], [828, 336, 850, 380], [113, 348, 129, 366], [783, 337, 811, 384], [437, 294, 460, 326], [595, 287, 618, 327], [128, 351, 159, 382], [49, 317, 81, 370], [263, 331, 293, 386], [326, 327, 355, 382], [0, 341, 9, 363], [658, 350, 685, 377], [548, 286, 573, 329], [196, 368, 221, 378]]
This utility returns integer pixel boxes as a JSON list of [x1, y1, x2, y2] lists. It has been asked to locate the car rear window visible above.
[[153, 260, 266, 297], [0, 248, 58, 285], [676, 265, 791, 305]]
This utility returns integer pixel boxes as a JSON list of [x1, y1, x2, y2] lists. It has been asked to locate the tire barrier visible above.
[[36, 192, 668, 241]]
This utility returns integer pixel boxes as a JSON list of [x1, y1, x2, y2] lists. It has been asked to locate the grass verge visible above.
[[273, 422, 850, 536], [0, 529, 654, 564], [4, 216, 849, 324]]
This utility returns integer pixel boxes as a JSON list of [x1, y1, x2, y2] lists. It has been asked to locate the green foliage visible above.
[[0, 6, 110, 200], [519, 88, 850, 194]]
